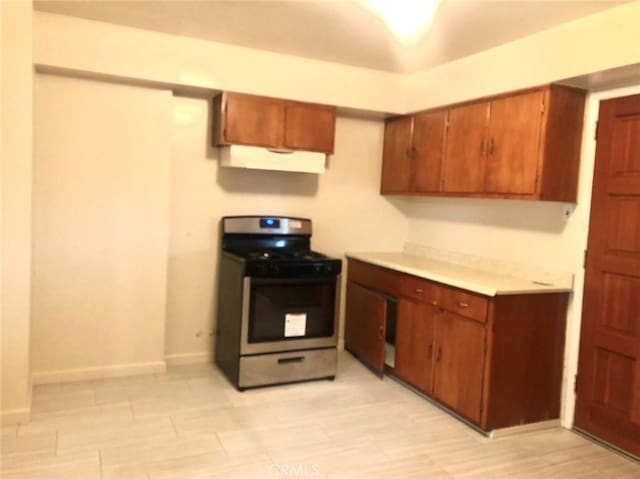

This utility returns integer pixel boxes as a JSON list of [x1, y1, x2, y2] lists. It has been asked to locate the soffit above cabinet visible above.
[[34, 1, 627, 73]]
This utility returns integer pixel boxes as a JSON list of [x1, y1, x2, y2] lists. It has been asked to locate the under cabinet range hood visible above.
[[218, 145, 327, 174]]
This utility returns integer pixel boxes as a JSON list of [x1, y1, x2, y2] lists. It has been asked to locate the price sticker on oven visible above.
[[284, 313, 307, 337]]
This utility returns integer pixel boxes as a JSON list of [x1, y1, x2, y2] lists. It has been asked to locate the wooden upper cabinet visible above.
[[443, 102, 490, 193], [484, 90, 544, 195], [413, 110, 447, 193], [213, 92, 336, 154], [381, 116, 413, 194], [380, 84, 586, 201], [216, 93, 284, 148], [284, 103, 336, 153]]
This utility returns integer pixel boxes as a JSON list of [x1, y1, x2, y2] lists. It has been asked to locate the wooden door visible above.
[[575, 94, 640, 457], [442, 102, 490, 193], [381, 116, 413, 194], [485, 91, 545, 194], [223, 93, 284, 148], [345, 282, 386, 375], [412, 110, 447, 193], [394, 299, 436, 394], [434, 312, 486, 423], [284, 103, 336, 154]]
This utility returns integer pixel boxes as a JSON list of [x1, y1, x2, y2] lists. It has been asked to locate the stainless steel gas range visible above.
[[215, 216, 341, 390]]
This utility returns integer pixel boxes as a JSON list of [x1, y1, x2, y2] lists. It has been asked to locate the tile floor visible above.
[[1, 352, 638, 478]]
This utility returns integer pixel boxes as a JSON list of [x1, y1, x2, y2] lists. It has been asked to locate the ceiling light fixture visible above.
[[359, 0, 442, 45]]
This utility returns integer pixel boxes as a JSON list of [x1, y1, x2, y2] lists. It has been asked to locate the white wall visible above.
[[406, 1, 640, 110], [33, 11, 407, 114], [166, 96, 409, 362], [31, 74, 172, 383], [1, 0, 33, 424]]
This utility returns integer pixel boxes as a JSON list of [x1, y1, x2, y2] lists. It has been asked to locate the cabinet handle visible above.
[[406, 147, 414, 159], [427, 344, 433, 359], [379, 325, 384, 339], [436, 347, 442, 362], [480, 139, 485, 155], [457, 301, 469, 308], [488, 138, 495, 155], [415, 288, 423, 293]]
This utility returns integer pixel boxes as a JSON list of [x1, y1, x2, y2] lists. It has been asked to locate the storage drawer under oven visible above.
[[238, 348, 337, 388]]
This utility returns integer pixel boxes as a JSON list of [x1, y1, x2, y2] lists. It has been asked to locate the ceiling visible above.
[[34, 0, 627, 73]]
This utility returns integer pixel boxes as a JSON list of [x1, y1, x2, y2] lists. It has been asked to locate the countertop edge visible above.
[[345, 253, 573, 297]]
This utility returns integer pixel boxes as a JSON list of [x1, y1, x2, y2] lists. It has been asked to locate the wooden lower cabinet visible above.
[[344, 281, 387, 375], [434, 312, 486, 423], [395, 299, 436, 395], [345, 259, 568, 432]]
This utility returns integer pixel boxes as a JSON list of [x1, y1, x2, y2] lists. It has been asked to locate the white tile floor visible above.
[[1, 352, 638, 478]]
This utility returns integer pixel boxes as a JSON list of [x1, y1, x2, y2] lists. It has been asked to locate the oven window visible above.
[[248, 278, 336, 343]]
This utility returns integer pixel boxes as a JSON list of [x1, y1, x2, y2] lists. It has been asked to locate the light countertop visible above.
[[345, 252, 573, 296]]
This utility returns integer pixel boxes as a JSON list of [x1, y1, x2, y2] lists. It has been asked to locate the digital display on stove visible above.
[[259, 218, 280, 229]]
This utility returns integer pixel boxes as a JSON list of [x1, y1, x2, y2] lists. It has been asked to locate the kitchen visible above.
[[2, 1, 640, 477]]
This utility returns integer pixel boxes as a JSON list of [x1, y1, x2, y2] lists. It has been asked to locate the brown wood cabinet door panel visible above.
[[439, 287, 488, 323], [434, 312, 486, 424], [400, 275, 441, 306], [443, 102, 489, 193], [413, 111, 447, 192], [347, 259, 404, 297], [486, 294, 567, 430], [575, 94, 640, 457], [381, 116, 413, 194], [284, 103, 336, 154], [223, 93, 284, 148], [539, 86, 586, 202], [345, 281, 386, 375], [395, 300, 436, 395], [484, 91, 544, 194]]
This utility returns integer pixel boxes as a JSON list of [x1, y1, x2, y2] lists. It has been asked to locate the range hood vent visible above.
[[219, 145, 327, 174]]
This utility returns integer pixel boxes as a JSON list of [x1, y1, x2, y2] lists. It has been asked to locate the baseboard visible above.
[[164, 352, 213, 366], [490, 419, 561, 439], [31, 361, 167, 385], [1, 407, 30, 425]]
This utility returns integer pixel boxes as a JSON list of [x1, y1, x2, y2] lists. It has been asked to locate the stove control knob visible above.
[[314, 264, 321, 273]]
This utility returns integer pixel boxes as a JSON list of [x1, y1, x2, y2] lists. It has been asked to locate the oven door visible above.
[[240, 275, 340, 355]]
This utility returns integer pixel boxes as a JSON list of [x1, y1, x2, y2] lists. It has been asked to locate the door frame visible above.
[[562, 83, 640, 429]]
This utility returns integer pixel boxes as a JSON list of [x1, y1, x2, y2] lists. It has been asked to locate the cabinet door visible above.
[[345, 282, 386, 375], [223, 93, 284, 148], [485, 91, 545, 194], [395, 299, 436, 395], [284, 103, 336, 154], [442, 102, 489, 193], [413, 111, 447, 193], [381, 116, 413, 194], [434, 312, 486, 423]]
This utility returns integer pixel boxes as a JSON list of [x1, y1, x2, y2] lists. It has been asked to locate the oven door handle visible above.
[[250, 276, 337, 286], [277, 356, 305, 364]]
